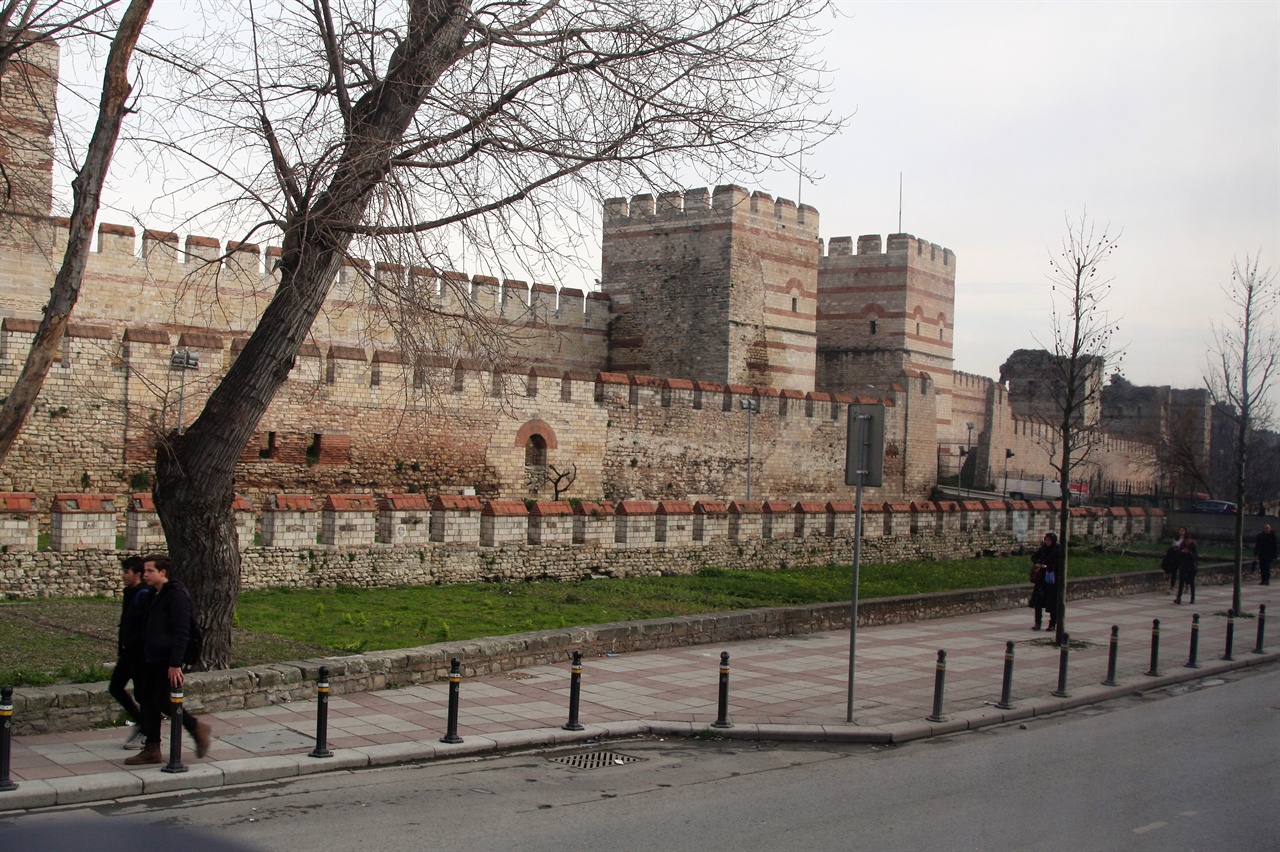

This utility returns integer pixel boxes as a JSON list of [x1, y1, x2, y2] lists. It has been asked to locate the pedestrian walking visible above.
[[123, 554, 211, 766], [109, 555, 150, 749], [1160, 541, 1179, 592], [1254, 524, 1276, 586], [1173, 529, 1199, 605], [1029, 531, 1060, 631]]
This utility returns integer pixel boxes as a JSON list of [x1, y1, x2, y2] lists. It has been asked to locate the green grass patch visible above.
[[0, 549, 1204, 683], [231, 550, 1166, 654]]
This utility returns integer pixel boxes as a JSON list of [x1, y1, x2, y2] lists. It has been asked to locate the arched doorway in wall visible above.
[[515, 419, 558, 496]]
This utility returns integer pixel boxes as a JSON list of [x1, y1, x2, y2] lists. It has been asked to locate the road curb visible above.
[[1, 651, 1274, 814]]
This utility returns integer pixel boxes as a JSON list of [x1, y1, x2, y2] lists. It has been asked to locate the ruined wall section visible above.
[[816, 232, 956, 429], [600, 185, 819, 392], [999, 348, 1104, 427]]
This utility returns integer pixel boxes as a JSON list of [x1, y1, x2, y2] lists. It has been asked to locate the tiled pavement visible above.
[[2, 581, 1275, 811]]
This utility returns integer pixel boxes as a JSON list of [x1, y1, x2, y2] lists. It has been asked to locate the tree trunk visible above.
[[154, 444, 240, 668], [151, 0, 471, 667], [1056, 440, 1071, 647], [1232, 414, 1247, 615]]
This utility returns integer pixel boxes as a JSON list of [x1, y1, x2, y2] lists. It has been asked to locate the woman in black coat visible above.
[[1029, 532, 1060, 631]]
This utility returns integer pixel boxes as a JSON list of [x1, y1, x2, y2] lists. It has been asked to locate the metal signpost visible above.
[[740, 397, 759, 500], [844, 403, 884, 722]]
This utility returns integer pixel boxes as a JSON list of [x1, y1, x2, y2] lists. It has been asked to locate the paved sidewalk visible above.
[[2, 581, 1275, 812]]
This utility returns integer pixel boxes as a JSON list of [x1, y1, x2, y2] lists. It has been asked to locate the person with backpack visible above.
[[124, 554, 212, 766]]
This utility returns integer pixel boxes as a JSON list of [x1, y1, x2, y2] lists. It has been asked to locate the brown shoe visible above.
[[193, 719, 212, 759], [124, 743, 163, 766]]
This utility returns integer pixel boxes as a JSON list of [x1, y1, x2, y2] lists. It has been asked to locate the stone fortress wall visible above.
[[0, 36, 1167, 524]]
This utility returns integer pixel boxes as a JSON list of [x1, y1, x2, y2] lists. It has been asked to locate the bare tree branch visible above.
[[1204, 254, 1279, 613], [1041, 210, 1122, 645]]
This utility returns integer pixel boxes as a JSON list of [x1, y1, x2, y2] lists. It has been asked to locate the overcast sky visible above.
[[794, 1, 1279, 400], [82, 1, 1279, 404]]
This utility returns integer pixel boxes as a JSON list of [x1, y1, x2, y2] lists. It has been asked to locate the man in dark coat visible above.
[[123, 555, 211, 766], [109, 555, 149, 749], [1255, 524, 1277, 586]]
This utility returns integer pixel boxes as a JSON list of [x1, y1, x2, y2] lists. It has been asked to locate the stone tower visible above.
[[815, 232, 957, 434], [600, 185, 820, 391], [0, 36, 58, 217]]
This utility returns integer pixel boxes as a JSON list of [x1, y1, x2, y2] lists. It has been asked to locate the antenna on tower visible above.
[[898, 172, 903, 233], [797, 150, 803, 207]]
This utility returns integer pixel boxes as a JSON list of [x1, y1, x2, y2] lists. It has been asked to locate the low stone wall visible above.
[[0, 529, 1033, 599], [6, 566, 1233, 736]]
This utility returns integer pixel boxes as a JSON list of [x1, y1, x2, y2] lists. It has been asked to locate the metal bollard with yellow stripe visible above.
[[0, 685, 17, 791], [310, 666, 333, 758], [441, 657, 464, 744], [162, 688, 188, 774]]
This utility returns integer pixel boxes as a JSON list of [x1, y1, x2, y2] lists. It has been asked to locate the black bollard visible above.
[[563, 651, 584, 732], [0, 685, 16, 792], [1185, 613, 1201, 669], [440, 658, 463, 744], [1102, 625, 1120, 686], [162, 689, 188, 774], [996, 641, 1015, 710], [712, 652, 733, 729], [1052, 633, 1070, 698], [1146, 619, 1161, 677], [926, 650, 947, 722], [1253, 604, 1267, 655], [309, 666, 332, 758], [1222, 609, 1236, 661]]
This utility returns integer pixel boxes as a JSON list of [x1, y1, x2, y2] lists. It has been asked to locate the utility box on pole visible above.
[[845, 404, 885, 488]]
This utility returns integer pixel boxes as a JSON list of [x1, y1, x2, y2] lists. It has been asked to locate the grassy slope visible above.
[[0, 547, 1207, 685]]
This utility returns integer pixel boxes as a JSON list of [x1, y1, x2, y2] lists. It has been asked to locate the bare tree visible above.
[[547, 462, 577, 501], [133, 0, 839, 667], [1204, 255, 1279, 615], [0, 0, 153, 461], [1041, 212, 1122, 646]]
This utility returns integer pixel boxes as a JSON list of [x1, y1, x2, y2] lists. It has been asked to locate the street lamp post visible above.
[[169, 350, 199, 434], [964, 422, 974, 498], [740, 397, 759, 500], [1003, 448, 1015, 495]]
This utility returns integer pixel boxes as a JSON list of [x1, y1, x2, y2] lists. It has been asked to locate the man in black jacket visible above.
[[109, 555, 149, 749], [123, 555, 211, 766], [1256, 524, 1277, 586]]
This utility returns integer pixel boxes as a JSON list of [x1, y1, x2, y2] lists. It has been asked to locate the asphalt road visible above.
[[4, 664, 1277, 851]]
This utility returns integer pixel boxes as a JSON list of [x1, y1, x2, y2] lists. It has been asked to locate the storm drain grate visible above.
[[549, 751, 644, 770]]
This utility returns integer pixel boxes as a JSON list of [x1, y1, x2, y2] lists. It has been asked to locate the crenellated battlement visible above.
[[821, 232, 954, 270], [0, 213, 612, 351], [603, 184, 819, 236]]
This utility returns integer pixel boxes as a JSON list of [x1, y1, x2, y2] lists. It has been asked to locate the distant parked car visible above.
[[1181, 500, 1238, 514]]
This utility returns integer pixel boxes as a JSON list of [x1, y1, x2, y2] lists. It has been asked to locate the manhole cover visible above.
[[549, 751, 644, 770]]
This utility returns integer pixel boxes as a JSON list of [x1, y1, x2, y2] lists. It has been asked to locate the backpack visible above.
[[184, 615, 204, 667]]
